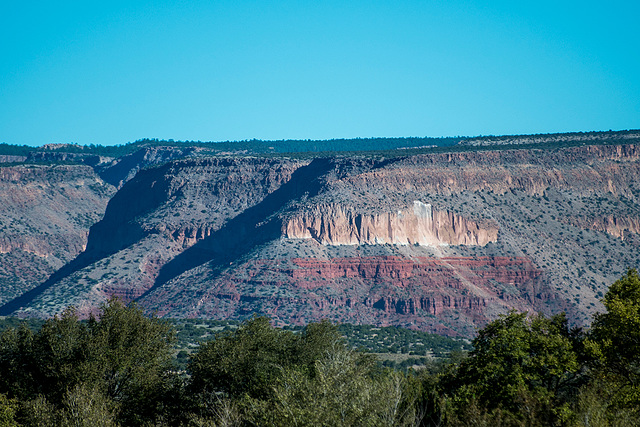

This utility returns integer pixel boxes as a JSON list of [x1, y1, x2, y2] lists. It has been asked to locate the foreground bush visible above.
[[1, 270, 640, 426], [0, 299, 176, 426]]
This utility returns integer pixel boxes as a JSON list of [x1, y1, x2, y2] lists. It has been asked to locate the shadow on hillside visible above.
[[136, 157, 335, 300], [0, 164, 178, 316], [0, 156, 381, 316], [0, 252, 97, 316]]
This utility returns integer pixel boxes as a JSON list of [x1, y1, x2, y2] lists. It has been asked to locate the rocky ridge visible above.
[[1, 137, 639, 337], [460, 130, 640, 147]]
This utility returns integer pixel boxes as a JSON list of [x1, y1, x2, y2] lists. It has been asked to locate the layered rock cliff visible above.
[[140, 253, 561, 337], [341, 144, 640, 198], [460, 130, 640, 147], [1, 141, 639, 337], [85, 156, 305, 256], [565, 214, 640, 240], [283, 201, 498, 246]]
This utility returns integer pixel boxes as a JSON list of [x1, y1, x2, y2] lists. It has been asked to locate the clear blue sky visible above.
[[1, 0, 638, 146]]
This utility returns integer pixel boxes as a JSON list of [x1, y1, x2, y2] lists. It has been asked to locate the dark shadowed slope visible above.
[[139, 158, 336, 299]]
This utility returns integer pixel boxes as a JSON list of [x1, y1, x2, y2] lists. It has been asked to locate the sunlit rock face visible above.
[[283, 201, 498, 247]]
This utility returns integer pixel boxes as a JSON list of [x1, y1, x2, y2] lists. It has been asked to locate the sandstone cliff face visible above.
[[283, 201, 498, 246], [0, 157, 309, 316], [95, 146, 200, 187], [0, 155, 27, 163]]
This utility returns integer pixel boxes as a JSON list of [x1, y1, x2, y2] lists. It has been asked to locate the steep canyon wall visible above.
[[1, 143, 639, 336]]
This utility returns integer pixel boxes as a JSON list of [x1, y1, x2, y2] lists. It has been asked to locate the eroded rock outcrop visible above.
[[566, 215, 640, 240], [461, 130, 640, 147], [0, 155, 27, 163], [344, 144, 640, 197], [283, 201, 498, 246]]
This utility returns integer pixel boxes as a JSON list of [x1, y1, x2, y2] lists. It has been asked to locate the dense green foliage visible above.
[[1, 270, 640, 425], [433, 270, 640, 426], [586, 269, 640, 411], [0, 317, 43, 333], [0, 300, 176, 426], [440, 312, 585, 424], [186, 317, 421, 426], [0, 143, 33, 157]]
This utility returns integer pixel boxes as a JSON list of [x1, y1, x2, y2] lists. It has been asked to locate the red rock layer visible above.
[[147, 255, 562, 336]]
